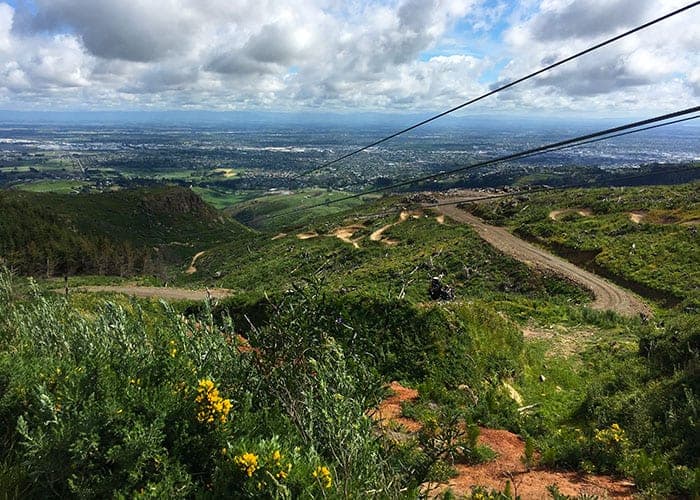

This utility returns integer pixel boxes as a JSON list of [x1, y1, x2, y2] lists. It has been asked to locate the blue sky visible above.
[[0, 0, 697, 115]]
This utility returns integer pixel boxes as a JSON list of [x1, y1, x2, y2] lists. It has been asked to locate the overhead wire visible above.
[[259, 106, 700, 223], [236, 113, 699, 226], [291, 1, 700, 180]]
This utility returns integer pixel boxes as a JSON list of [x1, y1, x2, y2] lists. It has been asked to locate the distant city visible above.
[[1, 117, 698, 203]]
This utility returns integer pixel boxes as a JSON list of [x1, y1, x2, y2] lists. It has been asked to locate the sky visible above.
[[0, 0, 698, 116]]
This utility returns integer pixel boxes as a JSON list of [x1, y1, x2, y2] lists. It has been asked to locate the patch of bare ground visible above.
[[549, 208, 593, 221], [73, 286, 232, 301], [271, 232, 287, 240], [369, 210, 425, 246], [371, 381, 421, 432], [631, 210, 692, 225], [628, 211, 646, 224], [185, 251, 206, 274], [370, 223, 394, 241], [433, 428, 634, 499], [329, 225, 364, 248], [296, 231, 319, 240], [376, 382, 635, 499], [436, 214, 445, 224]]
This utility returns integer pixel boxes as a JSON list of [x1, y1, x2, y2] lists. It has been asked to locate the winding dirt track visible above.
[[433, 199, 650, 317], [185, 250, 206, 274]]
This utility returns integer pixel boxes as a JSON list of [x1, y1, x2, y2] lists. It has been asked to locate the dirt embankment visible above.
[[432, 196, 650, 317], [375, 382, 635, 499]]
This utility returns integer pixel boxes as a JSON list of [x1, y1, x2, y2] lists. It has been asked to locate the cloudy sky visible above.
[[0, 0, 698, 115]]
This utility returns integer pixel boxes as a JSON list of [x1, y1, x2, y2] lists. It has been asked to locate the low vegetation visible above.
[[0, 182, 697, 497], [191, 198, 590, 310], [0, 272, 527, 497]]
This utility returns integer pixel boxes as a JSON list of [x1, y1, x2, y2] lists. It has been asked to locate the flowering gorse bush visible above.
[[194, 378, 232, 424], [234, 452, 259, 477], [312, 465, 333, 489], [594, 423, 626, 444]]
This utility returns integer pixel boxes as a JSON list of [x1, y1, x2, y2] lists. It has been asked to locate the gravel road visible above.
[[434, 199, 650, 317]]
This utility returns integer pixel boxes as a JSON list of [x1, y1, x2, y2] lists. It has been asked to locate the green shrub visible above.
[[0, 271, 407, 497]]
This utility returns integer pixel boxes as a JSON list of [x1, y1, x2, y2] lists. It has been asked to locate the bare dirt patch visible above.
[[73, 286, 232, 301], [185, 251, 206, 274], [376, 382, 635, 499], [369, 210, 423, 245], [371, 381, 421, 432], [296, 231, 319, 240], [370, 223, 394, 242], [436, 214, 445, 224], [549, 208, 592, 221], [436, 428, 634, 499], [329, 225, 364, 248], [628, 211, 646, 224]]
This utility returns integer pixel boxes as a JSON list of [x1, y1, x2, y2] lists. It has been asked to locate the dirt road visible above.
[[433, 199, 650, 317], [73, 286, 232, 301]]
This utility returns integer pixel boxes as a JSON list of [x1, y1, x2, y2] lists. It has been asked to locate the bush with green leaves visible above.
[[0, 271, 408, 497], [533, 311, 700, 497]]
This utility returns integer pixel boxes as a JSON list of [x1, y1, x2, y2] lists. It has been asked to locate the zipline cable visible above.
[[291, 1, 700, 180], [261, 106, 700, 222], [237, 113, 699, 226]]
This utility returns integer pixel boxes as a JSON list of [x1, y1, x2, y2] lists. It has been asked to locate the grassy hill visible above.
[[0, 186, 251, 277], [185, 196, 590, 309]]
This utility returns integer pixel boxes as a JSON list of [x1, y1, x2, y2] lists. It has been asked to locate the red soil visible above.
[[377, 382, 635, 499]]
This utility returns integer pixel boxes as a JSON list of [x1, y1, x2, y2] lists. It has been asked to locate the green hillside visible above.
[[187, 197, 590, 308], [0, 182, 697, 497], [0, 186, 251, 277], [470, 182, 700, 308]]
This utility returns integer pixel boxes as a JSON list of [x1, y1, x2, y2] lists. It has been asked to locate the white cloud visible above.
[[0, 0, 697, 114], [496, 0, 700, 113]]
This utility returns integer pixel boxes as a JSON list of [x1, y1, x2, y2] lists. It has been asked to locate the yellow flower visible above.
[[271, 450, 282, 463], [195, 379, 232, 424], [313, 466, 332, 489], [234, 452, 259, 477], [277, 470, 288, 480]]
